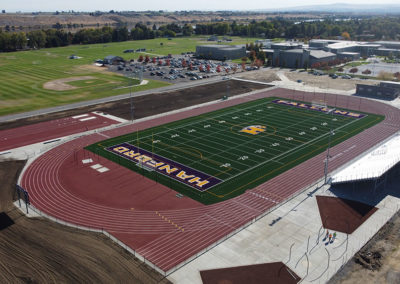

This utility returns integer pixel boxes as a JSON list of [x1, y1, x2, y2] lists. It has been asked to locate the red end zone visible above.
[[0, 112, 121, 152], [20, 89, 400, 273]]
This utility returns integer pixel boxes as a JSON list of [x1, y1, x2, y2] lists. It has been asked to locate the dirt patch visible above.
[[237, 69, 281, 83], [329, 210, 400, 284], [200, 262, 301, 284], [43, 76, 96, 91], [0, 80, 269, 131], [284, 71, 377, 91], [74, 64, 115, 74], [0, 160, 170, 283]]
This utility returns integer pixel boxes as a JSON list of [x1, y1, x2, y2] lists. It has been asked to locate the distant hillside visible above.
[[261, 3, 400, 14], [0, 11, 324, 31]]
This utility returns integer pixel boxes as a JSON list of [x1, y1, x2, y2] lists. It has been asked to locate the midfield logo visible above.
[[240, 125, 266, 135]]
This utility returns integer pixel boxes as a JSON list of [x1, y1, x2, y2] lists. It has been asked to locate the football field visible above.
[[86, 97, 384, 204]]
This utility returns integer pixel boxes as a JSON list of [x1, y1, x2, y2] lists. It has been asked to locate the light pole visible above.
[[128, 73, 135, 122], [324, 108, 335, 184]]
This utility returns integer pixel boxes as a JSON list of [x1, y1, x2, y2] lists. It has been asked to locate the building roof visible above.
[[327, 42, 360, 50], [262, 49, 274, 53], [339, 52, 360, 55], [283, 49, 304, 54], [359, 44, 381, 48], [377, 48, 400, 52], [310, 50, 335, 59], [272, 42, 303, 47], [375, 41, 400, 45], [332, 134, 400, 184], [197, 44, 244, 49], [104, 55, 122, 60]]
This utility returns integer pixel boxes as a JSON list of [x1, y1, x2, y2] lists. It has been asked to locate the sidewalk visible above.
[[167, 180, 400, 284]]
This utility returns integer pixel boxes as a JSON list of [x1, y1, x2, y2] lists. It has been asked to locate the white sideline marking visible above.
[[92, 111, 128, 123], [91, 164, 102, 169], [98, 132, 111, 138], [72, 114, 89, 119], [82, 158, 93, 164], [97, 167, 109, 173], [80, 117, 96, 122]]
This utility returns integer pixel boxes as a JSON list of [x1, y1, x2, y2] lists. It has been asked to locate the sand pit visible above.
[[43, 76, 96, 91]]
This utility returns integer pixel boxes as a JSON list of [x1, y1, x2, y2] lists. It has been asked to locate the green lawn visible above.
[[0, 36, 260, 116], [86, 97, 384, 205]]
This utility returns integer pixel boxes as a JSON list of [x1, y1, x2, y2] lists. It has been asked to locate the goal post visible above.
[[311, 100, 328, 109]]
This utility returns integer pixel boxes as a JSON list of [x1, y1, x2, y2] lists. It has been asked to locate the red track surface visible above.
[[20, 89, 400, 273], [0, 112, 121, 152]]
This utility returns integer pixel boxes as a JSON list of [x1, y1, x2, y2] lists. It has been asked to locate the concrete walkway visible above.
[[167, 179, 400, 284]]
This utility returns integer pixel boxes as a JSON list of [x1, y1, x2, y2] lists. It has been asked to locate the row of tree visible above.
[[1, 16, 400, 52], [195, 17, 400, 40], [0, 23, 191, 52]]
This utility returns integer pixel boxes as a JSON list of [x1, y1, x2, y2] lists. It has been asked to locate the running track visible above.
[[0, 112, 121, 152], [20, 88, 400, 273]]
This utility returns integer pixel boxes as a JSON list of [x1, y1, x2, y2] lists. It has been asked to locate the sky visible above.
[[2, 0, 399, 12]]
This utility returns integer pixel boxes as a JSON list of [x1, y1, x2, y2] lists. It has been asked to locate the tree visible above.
[[27, 30, 46, 48], [248, 50, 256, 62], [377, 71, 394, 80], [256, 51, 266, 64], [182, 24, 193, 36], [341, 31, 351, 40], [303, 60, 309, 70], [349, 67, 358, 73], [362, 69, 371, 75], [232, 65, 238, 73], [138, 55, 144, 62], [145, 55, 150, 63]]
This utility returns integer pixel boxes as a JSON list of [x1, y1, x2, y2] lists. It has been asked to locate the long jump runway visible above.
[[0, 112, 121, 152], [20, 88, 400, 273]]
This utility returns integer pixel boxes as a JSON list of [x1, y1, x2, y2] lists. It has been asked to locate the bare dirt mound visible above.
[[0, 160, 170, 283], [43, 76, 95, 91], [0, 80, 269, 131]]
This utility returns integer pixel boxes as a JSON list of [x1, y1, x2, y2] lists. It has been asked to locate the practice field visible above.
[[0, 36, 259, 116], [86, 97, 384, 204]]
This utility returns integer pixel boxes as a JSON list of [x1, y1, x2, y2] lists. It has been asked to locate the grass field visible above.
[[0, 36, 260, 117], [86, 97, 384, 205]]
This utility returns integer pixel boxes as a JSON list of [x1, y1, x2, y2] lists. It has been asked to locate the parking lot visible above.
[[107, 54, 257, 84]]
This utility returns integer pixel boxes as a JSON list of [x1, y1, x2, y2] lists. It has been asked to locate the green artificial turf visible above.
[[86, 97, 384, 205]]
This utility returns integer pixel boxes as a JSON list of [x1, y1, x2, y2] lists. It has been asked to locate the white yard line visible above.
[[107, 100, 365, 185]]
